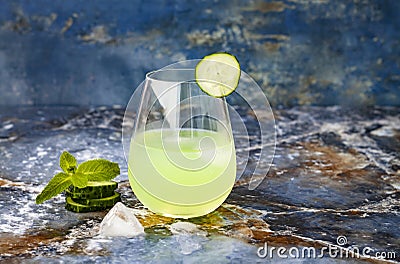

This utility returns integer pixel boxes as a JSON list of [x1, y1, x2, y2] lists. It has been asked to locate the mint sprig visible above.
[[35, 151, 120, 204], [59, 151, 77, 173], [77, 159, 121, 181]]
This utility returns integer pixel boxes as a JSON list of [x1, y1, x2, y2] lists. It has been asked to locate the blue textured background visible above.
[[0, 0, 399, 106]]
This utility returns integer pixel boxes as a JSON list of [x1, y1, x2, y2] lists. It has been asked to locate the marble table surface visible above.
[[0, 105, 398, 263]]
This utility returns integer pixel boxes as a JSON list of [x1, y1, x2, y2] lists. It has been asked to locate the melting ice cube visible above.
[[99, 202, 144, 237], [170, 222, 207, 236], [169, 222, 208, 255]]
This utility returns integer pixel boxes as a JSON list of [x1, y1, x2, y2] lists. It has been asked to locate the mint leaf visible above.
[[36, 153, 120, 205], [60, 151, 77, 173], [71, 172, 88, 188], [77, 159, 120, 181], [35, 172, 72, 204]]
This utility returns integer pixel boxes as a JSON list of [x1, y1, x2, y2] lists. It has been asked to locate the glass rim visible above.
[[145, 68, 194, 83]]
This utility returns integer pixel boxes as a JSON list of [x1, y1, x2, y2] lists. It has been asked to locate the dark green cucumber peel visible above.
[[68, 181, 118, 193], [65, 181, 121, 213], [65, 189, 115, 200], [72, 191, 121, 207], [65, 197, 113, 213]]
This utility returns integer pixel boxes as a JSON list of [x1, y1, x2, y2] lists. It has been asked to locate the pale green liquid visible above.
[[128, 129, 236, 218]]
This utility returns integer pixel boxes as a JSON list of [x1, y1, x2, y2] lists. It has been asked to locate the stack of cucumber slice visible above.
[[65, 181, 121, 213]]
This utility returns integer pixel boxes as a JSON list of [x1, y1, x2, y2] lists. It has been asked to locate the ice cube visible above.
[[170, 222, 208, 255], [176, 235, 204, 255], [170, 221, 207, 236], [99, 202, 145, 237]]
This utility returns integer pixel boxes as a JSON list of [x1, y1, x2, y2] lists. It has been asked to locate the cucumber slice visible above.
[[69, 181, 118, 193], [65, 189, 111, 200], [72, 191, 121, 207], [195, 52, 240, 98], [67, 181, 117, 199], [65, 196, 112, 213]]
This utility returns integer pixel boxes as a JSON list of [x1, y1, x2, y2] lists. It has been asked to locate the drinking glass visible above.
[[126, 63, 236, 218]]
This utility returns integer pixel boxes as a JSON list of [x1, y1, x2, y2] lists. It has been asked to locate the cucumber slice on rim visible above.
[[65, 196, 112, 213], [195, 52, 241, 98], [72, 191, 121, 207]]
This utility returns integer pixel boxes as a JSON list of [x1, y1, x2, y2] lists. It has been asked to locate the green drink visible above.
[[125, 54, 242, 218], [128, 128, 236, 218]]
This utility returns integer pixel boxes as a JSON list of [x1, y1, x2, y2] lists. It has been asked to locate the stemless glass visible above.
[[127, 66, 236, 218]]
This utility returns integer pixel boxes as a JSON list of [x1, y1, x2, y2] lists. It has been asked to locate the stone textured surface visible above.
[[0, 106, 398, 262], [0, 0, 399, 106]]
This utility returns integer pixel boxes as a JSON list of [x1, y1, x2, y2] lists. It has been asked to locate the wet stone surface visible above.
[[0, 106, 399, 263]]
